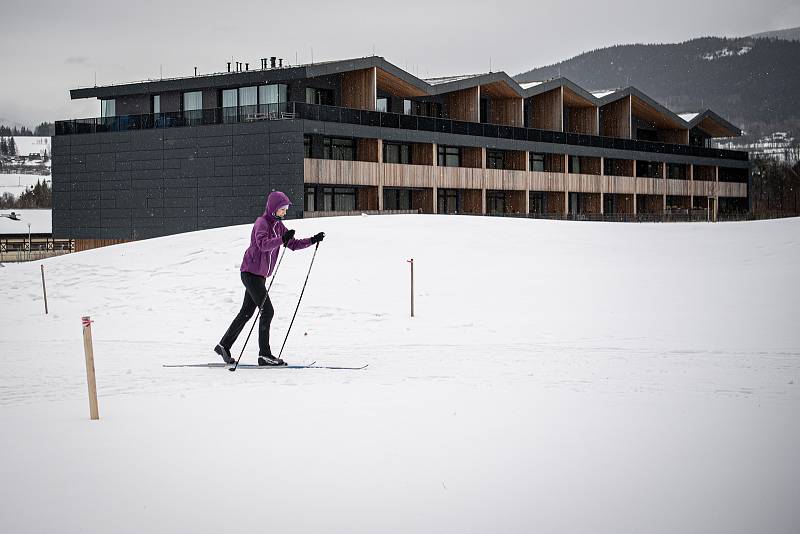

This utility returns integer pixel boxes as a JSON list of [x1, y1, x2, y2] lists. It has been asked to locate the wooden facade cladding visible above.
[[529, 88, 563, 131], [445, 87, 479, 122], [411, 143, 435, 166], [600, 96, 632, 138], [74, 239, 129, 252], [356, 138, 380, 162], [305, 159, 748, 199], [489, 98, 524, 127], [562, 87, 598, 135], [461, 147, 483, 168], [341, 68, 376, 110]]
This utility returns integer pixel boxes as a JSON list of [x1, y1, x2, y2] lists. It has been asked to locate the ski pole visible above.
[[277, 242, 320, 360], [229, 246, 288, 372]]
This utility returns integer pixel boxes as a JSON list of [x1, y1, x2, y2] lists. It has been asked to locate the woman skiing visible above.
[[215, 191, 324, 366]]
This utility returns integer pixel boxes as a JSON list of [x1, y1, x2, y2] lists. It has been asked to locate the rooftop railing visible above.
[[55, 101, 748, 162]]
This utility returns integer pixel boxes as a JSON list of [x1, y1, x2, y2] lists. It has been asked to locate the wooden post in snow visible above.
[[82, 316, 99, 420], [410, 258, 415, 317], [41, 265, 48, 314]]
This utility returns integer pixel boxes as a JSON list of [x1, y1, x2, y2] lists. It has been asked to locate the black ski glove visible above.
[[281, 229, 295, 246], [310, 232, 325, 244]]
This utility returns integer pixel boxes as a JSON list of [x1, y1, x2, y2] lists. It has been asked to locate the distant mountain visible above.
[[749, 26, 800, 42], [514, 36, 800, 140]]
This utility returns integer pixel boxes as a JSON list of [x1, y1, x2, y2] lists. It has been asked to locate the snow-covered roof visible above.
[[678, 112, 700, 122], [0, 209, 52, 235], [590, 89, 618, 99], [519, 81, 543, 90], [424, 73, 486, 85]]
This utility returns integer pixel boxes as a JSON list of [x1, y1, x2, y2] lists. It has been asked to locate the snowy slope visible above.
[[0, 173, 51, 199], [0, 215, 798, 533]]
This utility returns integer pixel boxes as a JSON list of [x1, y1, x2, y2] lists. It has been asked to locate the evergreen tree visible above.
[[0, 137, 7, 156], [8, 137, 16, 156], [34, 122, 55, 136]]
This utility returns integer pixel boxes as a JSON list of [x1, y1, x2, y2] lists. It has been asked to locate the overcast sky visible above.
[[0, 0, 798, 128]]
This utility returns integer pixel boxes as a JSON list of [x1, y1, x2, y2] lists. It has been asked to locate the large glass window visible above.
[[322, 186, 356, 211], [259, 84, 287, 114], [152, 95, 160, 114], [437, 188, 460, 214], [384, 142, 411, 164], [222, 89, 238, 123], [100, 99, 116, 118], [303, 135, 311, 158], [305, 185, 315, 211], [487, 150, 505, 169], [487, 191, 506, 214], [183, 91, 202, 111], [384, 188, 413, 211], [437, 145, 460, 167], [239, 86, 258, 117], [403, 99, 412, 115], [323, 138, 354, 160], [569, 156, 581, 174], [376, 97, 388, 113]]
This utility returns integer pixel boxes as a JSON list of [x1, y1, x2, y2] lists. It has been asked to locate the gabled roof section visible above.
[[597, 87, 687, 129], [682, 110, 741, 137], [426, 71, 524, 97], [521, 77, 597, 105]]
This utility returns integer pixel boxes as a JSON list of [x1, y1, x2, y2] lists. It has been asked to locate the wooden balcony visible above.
[[304, 159, 747, 198]]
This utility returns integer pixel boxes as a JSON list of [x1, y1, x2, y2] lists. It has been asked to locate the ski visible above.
[[163, 361, 316, 369], [162, 361, 367, 370]]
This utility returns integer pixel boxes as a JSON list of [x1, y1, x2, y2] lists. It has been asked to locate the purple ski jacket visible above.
[[240, 191, 313, 277]]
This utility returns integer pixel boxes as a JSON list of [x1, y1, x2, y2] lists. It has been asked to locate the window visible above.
[[183, 91, 202, 111], [480, 98, 489, 123], [152, 95, 160, 114], [323, 138, 354, 160], [437, 188, 460, 214], [530, 192, 546, 214], [414, 101, 442, 118], [530, 153, 545, 172], [259, 83, 287, 114], [384, 188, 413, 211], [305, 185, 316, 211], [667, 163, 686, 180], [304, 135, 311, 158], [222, 89, 238, 123], [322, 186, 356, 211], [306, 87, 333, 105], [383, 142, 411, 164], [239, 86, 257, 116], [437, 145, 460, 167], [100, 99, 116, 118], [568, 156, 581, 174], [376, 97, 388, 113], [487, 191, 506, 214], [403, 99, 412, 115], [487, 150, 505, 169], [637, 160, 662, 178]]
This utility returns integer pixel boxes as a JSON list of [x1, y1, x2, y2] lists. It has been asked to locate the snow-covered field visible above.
[[1, 215, 798, 533], [0, 173, 51, 199]]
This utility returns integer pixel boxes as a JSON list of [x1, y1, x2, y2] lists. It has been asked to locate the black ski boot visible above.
[[258, 354, 286, 366], [214, 344, 235, 364]]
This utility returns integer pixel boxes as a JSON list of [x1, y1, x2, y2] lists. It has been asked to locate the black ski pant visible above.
[[219, 271, 275, 357]]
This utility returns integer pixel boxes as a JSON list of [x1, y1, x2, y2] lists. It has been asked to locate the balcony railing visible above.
[[55, 101, 748, 162]]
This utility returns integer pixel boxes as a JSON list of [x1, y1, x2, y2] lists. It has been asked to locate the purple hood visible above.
[[264, 191, 292, 220], [240, 191, 312, 277]]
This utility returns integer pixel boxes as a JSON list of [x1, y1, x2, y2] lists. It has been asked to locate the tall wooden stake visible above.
[[407, 258, 414, 317], [82, 316, 99, 420], [41, 265, 48, 314]]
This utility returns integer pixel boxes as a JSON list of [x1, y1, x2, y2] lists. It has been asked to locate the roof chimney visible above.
[[261, 58, 267, 69], [227, 62, 231, 72], [270, 57, 276, 68], [194, 66, 198, 76], [245, 62, 249, 71], [278, 58, 283, 68]]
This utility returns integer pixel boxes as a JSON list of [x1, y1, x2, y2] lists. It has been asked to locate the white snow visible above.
[[4, 136, 51, 157], [0, 215, 798, 533], [701, 46, 752, 60], [0, 173, 51, 200], [520, 81, 544, 90], [0, 208, 51, 234], [678, 112, 700, 123], [591, 89, 618, 99]]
